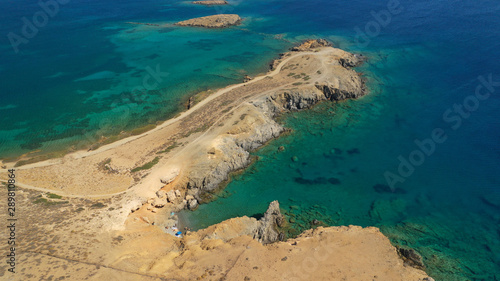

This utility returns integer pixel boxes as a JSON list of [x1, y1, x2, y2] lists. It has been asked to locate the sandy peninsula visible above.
[[0, 40, 433, 280], [176, 14, 241, 28]]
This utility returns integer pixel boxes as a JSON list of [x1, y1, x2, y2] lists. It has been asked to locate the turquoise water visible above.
[[2, 0, 500, 279], [182, 48, 500, 280], [0, 0, 291, 157]]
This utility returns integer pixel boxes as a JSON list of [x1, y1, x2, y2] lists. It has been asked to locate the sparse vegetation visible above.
[[131, 156, 160, 172], [47, 193, 62, 199], [221, 106, 233, 114], [90, 202, 106, 209], [292, 82, 303, 86], [98, 158, 113, 172], [220, 100, 232, 107], [33, 198, 48, 204], [157, 142, 179, 154], [183, 123, 211, 138], [33, 197, 68, 206]]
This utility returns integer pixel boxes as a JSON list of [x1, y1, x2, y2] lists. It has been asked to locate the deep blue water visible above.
[[1, 0, 500, 279]]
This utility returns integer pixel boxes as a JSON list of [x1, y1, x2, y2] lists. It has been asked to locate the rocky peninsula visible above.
[[176, 14, 241, 28], [0, 40, 433, 280]]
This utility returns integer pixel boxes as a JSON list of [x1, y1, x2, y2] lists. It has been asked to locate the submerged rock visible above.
[[373, 183, 407, 194], [397, 247, 426, 270]]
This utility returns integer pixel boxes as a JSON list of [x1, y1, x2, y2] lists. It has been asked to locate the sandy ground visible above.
[[0, 44, 432, 280]]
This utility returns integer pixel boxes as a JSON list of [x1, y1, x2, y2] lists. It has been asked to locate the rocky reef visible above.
[[176, 14, 241, 28]]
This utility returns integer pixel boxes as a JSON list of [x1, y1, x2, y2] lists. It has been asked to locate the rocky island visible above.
[[0, 40, 433, 280], [175, 14, 241, 28], [192, 0, 228, 5]]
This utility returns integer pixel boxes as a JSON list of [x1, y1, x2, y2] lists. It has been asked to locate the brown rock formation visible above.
[[176, 14, 241, 28], [193, 0, 228, 5], [252, 200, 285, 244], [291, 38, 332, 51]]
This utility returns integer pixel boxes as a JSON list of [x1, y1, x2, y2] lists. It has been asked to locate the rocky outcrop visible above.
[[176, 14, 241, 28], [192, 0, 228, 5], [160, 168, 180, 184], [291, 39, 332, 51], [182, 41, 366, 206], [253, 200, 286, 244], [316, 81, 365, 101], [398, 246, 426, 270], [339, 53, 366, 68]]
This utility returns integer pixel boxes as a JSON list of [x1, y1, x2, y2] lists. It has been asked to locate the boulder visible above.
[[188, 199, 198, 210], [166, 190, 177, 202], [152, 198, 167, 208], [160, 168, 180, 185], [181, 199, 188, 208], [174, 190, 181, 197], [156, 190, 166, 198]]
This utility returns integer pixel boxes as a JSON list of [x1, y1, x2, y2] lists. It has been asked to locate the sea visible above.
[[1, 0, 499, 279]]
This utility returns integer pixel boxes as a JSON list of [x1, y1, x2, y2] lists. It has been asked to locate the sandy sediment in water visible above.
[[0, 40, 433, 280]]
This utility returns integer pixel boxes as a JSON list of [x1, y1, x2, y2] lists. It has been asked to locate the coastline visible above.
[[0, 40, 433, 280]]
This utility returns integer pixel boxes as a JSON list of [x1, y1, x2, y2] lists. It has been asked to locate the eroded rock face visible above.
[[316, 81, 365, 101], [253, 200, 285, 244], [186, 138, 251, 194], [176, 14, 242, 28]]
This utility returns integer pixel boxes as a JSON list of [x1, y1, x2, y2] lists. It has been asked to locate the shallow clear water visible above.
[[1, 0, 500, 279]]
